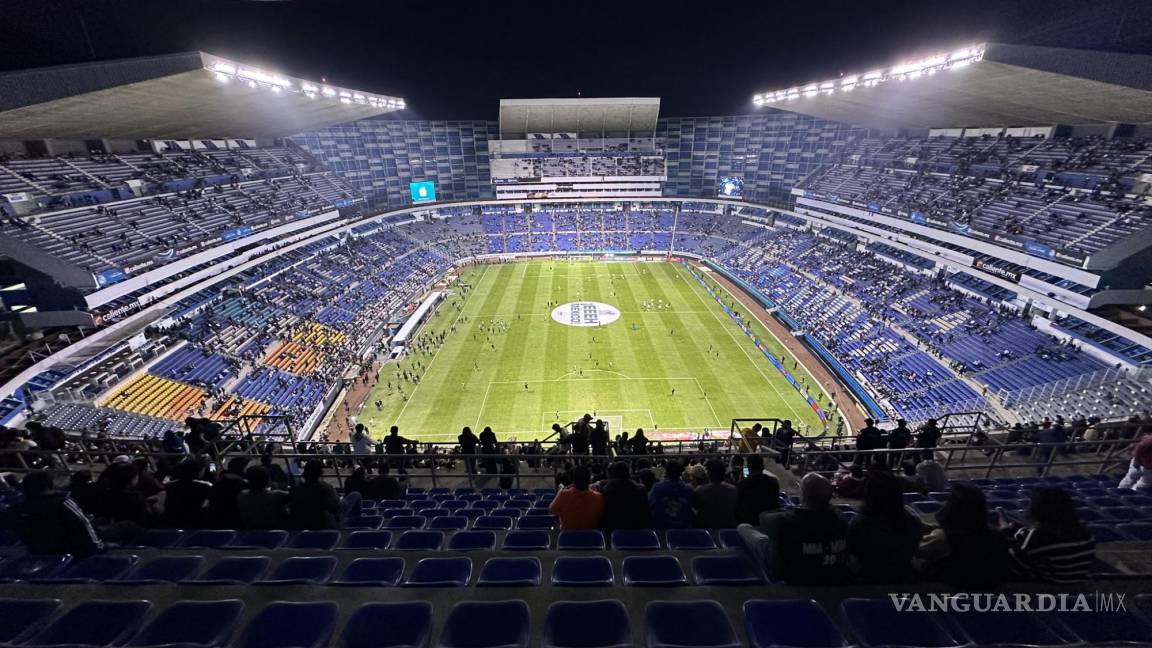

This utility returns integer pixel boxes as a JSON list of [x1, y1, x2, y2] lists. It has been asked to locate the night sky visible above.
[[1, 0, 1150, 120]]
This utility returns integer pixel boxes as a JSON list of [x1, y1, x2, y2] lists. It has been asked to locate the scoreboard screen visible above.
[[410, 181, 437, 204], [717, 176, 744, 199]]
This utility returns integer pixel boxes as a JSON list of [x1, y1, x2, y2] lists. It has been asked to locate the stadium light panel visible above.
[[201, 56, 406, 112]]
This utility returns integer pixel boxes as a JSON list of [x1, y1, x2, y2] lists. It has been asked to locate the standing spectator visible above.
[[548, 465, 604, 530], [289, 460, 340, 529], [630, 428, 649, 455], [3, 471, 103, 558], [774, 420, 796, 465], [648, 460, 695, 528], [916, 482, 1010, 588], [479, 426, 498, 474], [383, 426, 411, 469], [590, 420, 610, 457], [237, 466, 289, 530], [1118, 433, 1152, 492], [692, 459, 738, 528], [599, 461, 651, 530], [458, 426, 479, 473], [351, 424, 373, 457], [569, 417, 590, 458], [1004, 487, 1095, 583], [855, 419, 884, 467], [736, 454, 780, 524], [887, 419, 912, 468], [847, 470, 922, 583], [914, 418, 942, 463]]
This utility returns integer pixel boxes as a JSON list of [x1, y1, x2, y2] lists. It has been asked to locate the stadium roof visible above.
[[499, 97, 661, 138], [753, 44, 1152, 128], [0, 52, 405, 140]]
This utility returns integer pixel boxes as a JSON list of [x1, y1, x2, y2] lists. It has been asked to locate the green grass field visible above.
[[356, 260, 828, 442]]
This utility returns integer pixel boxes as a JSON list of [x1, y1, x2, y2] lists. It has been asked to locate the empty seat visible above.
[[257, 556, 337, 585], [234, 601, 338, 648], [185, 556, 271, 585], [543, 600, 630, 648], [1087, 524, 1131, 543], [394, 530, 445, 551], [1048, 608, 1152, 646], [552, 556, 615, 587], [343, 530, 394, 549], [743, 599, 848, 648], [492, 508, 523, 519], [118, 556, 205, 584], [338, 602, 433, 648], [227, 530, 289, 549], [24, 600, 152, 647], [691, 555, 764, 585], [37, 554, 138, 583], [179, 530, 238, 549], [454, 509, 486, 521], [666, 529, 717, 550], [427, 516, 468, 531], [1117, 523, 1152, 541], [644, 601, 739, 648], [0, 599, 61, 644], [478, 557, 542, 587], [404, 557, 472, 587], [290, 530, 341, 550], [473, 516, 514, 530], [386, 515, 428, 530], [948, 610, 1069, 647], [448, 530, 497, 551], [127, 529, 185, 548], [612, 529, 661, 550], [841, 598, 962, 648], [350, 514, 384, 529], [0, 554, 73, 582], [332, 558, 406, 587], [438, 600, 530, 648], [516, 516, 555, 530], [716, 529, 744, 550], [558, 530, 606, 550], [622, 555, 688, 586], [502, 530, 550, 550], [128, 599, 244, 648]]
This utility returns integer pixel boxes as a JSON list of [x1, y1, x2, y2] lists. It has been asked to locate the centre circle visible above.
[[551, 301, 621, 327]]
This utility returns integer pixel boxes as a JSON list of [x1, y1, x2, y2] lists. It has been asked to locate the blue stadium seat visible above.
[[612, 529, 661, 550], [382, 508, 410, 519], [691, 555, 764, 586], [419, 508, 451, 519], [551, 556, 614, 587], [480, 488, 503, 496], [379, 500, 406, 509], [290, 530, 341, 550], [478, 557, 542, 587], [184, 556, 271, 585], [395, 530, 445, 551], [472, 500, 500, 511], [0, 554, 72, 582], [743, 599, 847, 648], [622, 555, 688, 586], [516, 515, 555, 530], [37, 554, 138, 583], [116, 556, 205, 584], [127, 529, 185, 548], [25, 600, 152, 647], [841, 599, 962, 648], [1103, 507, 1143, 521], [557, 530, 606, 550], [644, 601, 739, 648], [338, 602, 433, 648], [234, 601, 338, 648], [0, 599, 61, 644], [543, 600, 630, 648], [127, 599, 244, 648], [502, 530, 550, 550], [1117, 523, 1152, 541], [667, 529, 717, 550], [454, 509, 486, 521], [1048, 608, 1152, 646], [428, 516, 469, 531], [429, 488, 451, 496], [440, 500, 469, 510], [179, 530, 238, 549], [410, 500, 437, 510], [1087, 524, 1131, 543], [910, 501, 943, 515], [455, 488, 478, 496], [343, 530, 394, 549], [716, 528, 745, 550], [331, 558, 406, 587], [403, 557, 472, 587], [227, 530, 289, 550], [492, 508, 523, 518], [386, 515, 428, 530], [256, 556, 337, 585], [438, 601, 530, 648], [448, 531, 497, 551], [474, 516, 514, 530], [948, 610, 1069, 647]]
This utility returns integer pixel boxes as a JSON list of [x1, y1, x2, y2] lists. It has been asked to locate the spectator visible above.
[[736, 453, 781, 524], [207, 456, 249, 528], [915, 418, 942, 462], [383, 426, 410, 464], [915, 458, 948, 492], [458, 426, 479, 473], [774, 420, 797, 465], [848, 470, 922, 583], [99, 462, 150, 526], [479, 426, 498, 474], [351, 424, 373, 456], [691, 459, 738, 528], [1004, 487, 1095, 583], [364, 462, 401, 501], [599, 461, 651, 530], [289, 459, 341, 529], [68, 470, 102, 516], [737, 473, 850, 585], [917, 482, 1010, 588], [237, 466, 289, 530], [629, 428, 649, 455], [590, 419, 610, 456], [163, 458, 213, 529], [833, 464, 866, 498], [1118, 433, 1152, 492], [685, 463, 708, 488], [855, 419, 884, 466], [4, 471, 104, 558], [648, 460, 695, 528], [548, 465, 604, 530]]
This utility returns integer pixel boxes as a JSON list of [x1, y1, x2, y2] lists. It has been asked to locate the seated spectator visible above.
[[1118, 433, 1152, 492], [344, 466, 369, 498], [691, 459, 738, 528], [289, 460, 341, 529], [833, 464, 866, 498], [736, 454, 780, 524], [848, 470, 922, 583], [649, 460, 695, 528], [916, 482, 1010, 588], [915, 459, 948, 492], [599, 461, 651, 531], [98, 462, 150, 526], [364, 462, 401, 501], [163, 458, 213, 529], [68, 470, 102, 516], [3, 471, 104, 558], [237, 466, 289, 530], [208, 457, 249, 528], [1004, 487, 1094, 583], [549, 465, 603, 530], [685, 463, 708, 488], [737, 473, 850, 585]]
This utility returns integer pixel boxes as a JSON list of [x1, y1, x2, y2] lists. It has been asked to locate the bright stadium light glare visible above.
[[202, 57, 405, 111]]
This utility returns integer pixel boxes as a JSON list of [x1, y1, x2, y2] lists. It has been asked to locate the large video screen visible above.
[[409, 180, 437, 204], [717, 176, 744, 199]]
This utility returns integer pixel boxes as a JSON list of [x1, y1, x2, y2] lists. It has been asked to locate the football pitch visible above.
[[356, 260, 828, 442]]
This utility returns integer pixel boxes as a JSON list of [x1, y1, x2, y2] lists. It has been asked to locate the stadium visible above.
[[2, 1, 1152, 646]]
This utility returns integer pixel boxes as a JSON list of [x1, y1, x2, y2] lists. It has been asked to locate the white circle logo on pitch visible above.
[[551, 302, 621, 327]]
